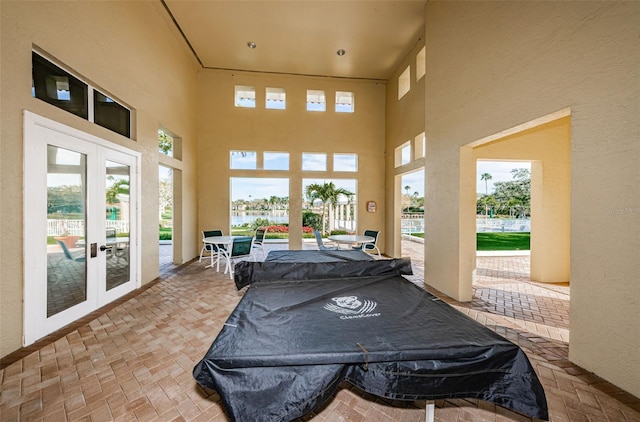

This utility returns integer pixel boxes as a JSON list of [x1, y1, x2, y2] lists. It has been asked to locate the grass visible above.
[[407, 232, 530, 251], [476, 232, 530, 251], [159, 227, 172, 240]]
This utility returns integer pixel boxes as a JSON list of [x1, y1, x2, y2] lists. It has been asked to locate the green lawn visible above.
[[407, 232, 530, 251], [476, 232, 530, 251], [159, 227, 172, 240]]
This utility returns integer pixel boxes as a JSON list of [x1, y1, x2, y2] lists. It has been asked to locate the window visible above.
[[231, 178, 290, 236], [235, 85, 255, 108], [32, 51, 132, 138], [415, 132, 426, 159], [303, 178, 358, 233], [230, 151, 257, 169], [333, 154, 358, 172], [395, 142, 411, 167], [335, 91, 354, 113], [266, 87, 286, 110], [94, 90, 130, 137], [398, 65, 410, 99], [416, 47, 426, 81], [32, 51, 88, 119], [306, 90, 326, 112], [302, 153, 327, 171], [264, 152, 289, 170], [158, 130, 173, 157]]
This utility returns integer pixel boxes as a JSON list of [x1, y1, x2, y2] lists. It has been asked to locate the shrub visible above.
[[302, 211, 322, 231], [251, 218, 272, 230], [330, 230, 349, 235]]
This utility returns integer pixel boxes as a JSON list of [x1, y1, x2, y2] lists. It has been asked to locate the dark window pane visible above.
[[32, 52, 88, 119], [94, 90, 131, 137]]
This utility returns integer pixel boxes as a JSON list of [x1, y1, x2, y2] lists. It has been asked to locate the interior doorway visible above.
[[400, 169, 424, 276], [476, 160, 531, 257], [159, 165, 173, 273]]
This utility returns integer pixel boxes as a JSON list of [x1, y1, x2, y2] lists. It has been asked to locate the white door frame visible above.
[[23, 111, 141, 346]]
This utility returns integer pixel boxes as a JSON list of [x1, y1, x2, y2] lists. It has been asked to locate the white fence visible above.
[[476, 218, 530, 233], [47, 219, 130, 236], [399, 217, 530, 235]]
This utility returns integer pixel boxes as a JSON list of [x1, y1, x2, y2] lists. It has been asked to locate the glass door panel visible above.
[[46, 145, 88, 317], [105, 160, 130, 291]]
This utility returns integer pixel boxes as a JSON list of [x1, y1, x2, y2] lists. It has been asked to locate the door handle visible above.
[[99, 245, 109, 251]]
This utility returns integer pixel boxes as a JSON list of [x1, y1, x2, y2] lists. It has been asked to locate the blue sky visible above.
[[195, 161, 531, 202], [231, 177, 357, 202], [477, 160, 530, 194]]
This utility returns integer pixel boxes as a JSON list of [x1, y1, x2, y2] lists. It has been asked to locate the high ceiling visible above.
[[163, 1, 426, 81]]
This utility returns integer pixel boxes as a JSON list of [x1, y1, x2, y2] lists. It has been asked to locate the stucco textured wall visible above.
[[385, 39, 426, 258], [424, 1, 639, 396], [196, 70, 386, 248], [0, 1, 199, 357]]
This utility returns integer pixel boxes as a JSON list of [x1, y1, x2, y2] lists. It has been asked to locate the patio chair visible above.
[[314, 229, 337, 251], [352, 229, 381, 257], [199, 230, 224, 264], [56, 239, 86, 263], [227, 236, 254, 279], [51, 239, 86, 283], [252, 227, 267, 260]]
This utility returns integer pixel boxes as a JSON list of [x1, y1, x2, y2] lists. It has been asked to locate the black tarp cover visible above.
[[194, 262, 548, 422], [233, 256, 412, 290], [265, 249, 374, 263]]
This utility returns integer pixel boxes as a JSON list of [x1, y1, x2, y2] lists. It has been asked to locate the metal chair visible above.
[[314, 229, 337, 250], [227, 236, 254, 279], [50, 239, 86, 283], [352, 229, 381, 256], [199, 230, 224, 264], [252, 227, 267, 260]]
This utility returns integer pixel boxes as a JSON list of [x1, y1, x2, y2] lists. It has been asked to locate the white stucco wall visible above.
[[424, 1, 639, 396]]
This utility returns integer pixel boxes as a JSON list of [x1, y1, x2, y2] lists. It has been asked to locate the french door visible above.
[[23, 111, 140, 345]]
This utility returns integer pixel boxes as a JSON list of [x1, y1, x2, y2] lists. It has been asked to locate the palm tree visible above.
[[403, 185, 411, 210], [480, 173, 492, 195], [480, 173, 493, 217], [305, 182, 354, 234]]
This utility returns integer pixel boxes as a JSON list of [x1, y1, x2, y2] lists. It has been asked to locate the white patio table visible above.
[[327, 234, 374, 250], [203, 235, 238, 273]]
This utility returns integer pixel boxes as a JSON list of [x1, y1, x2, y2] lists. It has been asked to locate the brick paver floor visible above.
[[1, 241, 638, 421]]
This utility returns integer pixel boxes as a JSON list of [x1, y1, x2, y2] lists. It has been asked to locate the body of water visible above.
[[232, 211, 289, 226]]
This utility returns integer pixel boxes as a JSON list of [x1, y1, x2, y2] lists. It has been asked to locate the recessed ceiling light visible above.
[[336, 49, 346, 56], [247, 41, 256, 49]]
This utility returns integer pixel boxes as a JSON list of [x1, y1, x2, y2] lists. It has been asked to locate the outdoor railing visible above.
[[47, 219, 129, 236]]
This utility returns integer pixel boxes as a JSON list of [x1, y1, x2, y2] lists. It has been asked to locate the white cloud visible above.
[[477, 160, 530, 194]]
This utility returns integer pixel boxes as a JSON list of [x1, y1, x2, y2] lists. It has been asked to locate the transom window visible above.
[[333, 154, 358, 172], [266, 87, 286, 110], [416, 47, 426, 81], [32, 51, 131, 138], [230, 151, 257, 169], [335, 91, 354, 113], [302, 153, 327, 171], [395, 141, 411, 167], [264, 152, 289, 170], [415, 132, 426, 159], [398, 65, 410, 99], [235, 85, 256, 108], [306, 90, 326, 112]]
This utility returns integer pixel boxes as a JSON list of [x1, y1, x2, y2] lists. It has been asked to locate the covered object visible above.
[[193, 259, 548, 421]]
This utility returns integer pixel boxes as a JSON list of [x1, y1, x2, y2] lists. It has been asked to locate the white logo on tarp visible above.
[[324, 296, 380, 319]]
